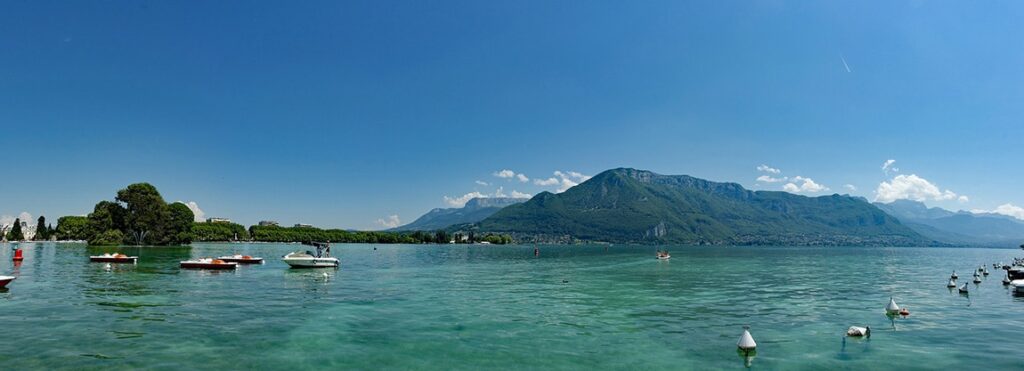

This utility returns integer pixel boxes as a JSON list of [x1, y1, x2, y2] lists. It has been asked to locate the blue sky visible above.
[[2, 1, 1023, 229]]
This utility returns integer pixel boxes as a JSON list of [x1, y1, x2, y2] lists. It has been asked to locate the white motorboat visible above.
[[0, 275, 14, 288], [656, 251, 671, 260], [283, 242, 339, 268], [1010, 279, 1024, 293]]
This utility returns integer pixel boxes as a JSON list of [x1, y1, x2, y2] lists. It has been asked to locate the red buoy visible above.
[[12, 249, 23, 261]]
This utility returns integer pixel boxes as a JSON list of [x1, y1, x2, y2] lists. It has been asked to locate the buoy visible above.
[[737, 326, 757, 351], [1003, 275, 1011, 285], [973, 276, 982, 284], [947, 279, 957, 288], [899, 308, 910, 316], [846, 326, 870, 337], [959, 283, 969, 293], [12, 249, 23, 261], [983, 268, 989, 276], [951, 271, 958, 280], [885, 297, 900, 314], [534, 247, 539, 257]]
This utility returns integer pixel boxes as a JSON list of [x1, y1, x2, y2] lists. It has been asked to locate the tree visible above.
[[116, 183, 167, 245], [89, 229, 124, 246], [163, 202, 194, 245], [7, 218, 24, 241], [35, 216, 47, 240], [55, 216, 90, 241]]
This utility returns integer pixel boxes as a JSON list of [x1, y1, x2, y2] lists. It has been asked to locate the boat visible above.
[[180, 258, 237, 270], [656, 251, 671, 260], [1008, 266, 1024, 280], [282, 242, 339, 268], [0, 275, 14, 288], [89, 253, 138, 264], [1011, 279, 1024, 293], [216, 254, 264, 264], [846, 326, 870, 337]]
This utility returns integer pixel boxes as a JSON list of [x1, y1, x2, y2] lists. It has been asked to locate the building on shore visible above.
[[206, 217, 232, 224], [258, 220, 279, 227], [294, 223, 314, 228]]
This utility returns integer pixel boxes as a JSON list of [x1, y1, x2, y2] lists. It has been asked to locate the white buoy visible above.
[[959, 283, 969, 293], [947, 279, 957, 288], [846, 326, 870, 337], [737, 326, 756, 351], [973, 276, 982, 284], [1003, 275, 1011, 285], [951, 271, 958, 280], [885, 297, 900, 314]]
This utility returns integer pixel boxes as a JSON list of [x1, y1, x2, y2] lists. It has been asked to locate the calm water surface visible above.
[[0, 243, 1022, 370]]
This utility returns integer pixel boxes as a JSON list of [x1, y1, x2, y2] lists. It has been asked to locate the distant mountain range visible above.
[[392, 197, 526, 231], [475, 168, 930, 246], [873, 200, 1024, 247]]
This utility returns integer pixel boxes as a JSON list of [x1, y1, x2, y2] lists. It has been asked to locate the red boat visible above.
[[180, 259, 237, 270], [90, 253, 138, 263], [216, 255, 264, 264], [0, 275, 15, 288]]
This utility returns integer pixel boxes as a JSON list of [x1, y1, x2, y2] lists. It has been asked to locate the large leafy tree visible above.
[[77, 183, 195, 246], [7, 218, 24, 241], [55, 216, 90, 240], [116, 183, 167, 244], [163, 202, 194, 245]]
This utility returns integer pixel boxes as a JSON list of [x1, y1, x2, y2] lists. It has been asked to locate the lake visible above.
[[0, 242, 1021, 370]]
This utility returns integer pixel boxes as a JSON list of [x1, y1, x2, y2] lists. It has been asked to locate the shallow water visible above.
[[0, 243, 1021, 370]]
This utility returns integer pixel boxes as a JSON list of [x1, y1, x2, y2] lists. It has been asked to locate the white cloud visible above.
[[18, 212, 32, 225], [757, 165, 781, 174], [534, 177, 560, 186], [510, 190, 532, 199], [376, 215, 401, 228], [0, 215, 14, 227], [177, 201, 206, 222], [443, 191, 487, 207], [475, 180, 489, 186], [844, 184, 857, 192], [873, 174, 962, 203], [493, 169, 515, 178], [494, 186, 507, 198], [782, 177, 829, 194], [516, 173, 529, 183], [756, 175, 787, 183], [958, 195, 969, 203], [881, 159, 900, 174], [974, 204, 1024, 220]]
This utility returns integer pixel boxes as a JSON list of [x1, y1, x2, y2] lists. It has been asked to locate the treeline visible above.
[[192, 222, 250, 242], [247, 225, 512, 244], [3, 216, 56, 242], [53, 183, 193, 246]]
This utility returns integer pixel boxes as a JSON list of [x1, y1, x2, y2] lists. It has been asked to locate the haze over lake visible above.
[[1, 242, 1021, 370]]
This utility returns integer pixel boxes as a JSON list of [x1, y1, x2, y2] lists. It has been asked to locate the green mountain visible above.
[[393, 197, 525, 231], [874, 200, 1024, 247], [478, 168, 930, 245]]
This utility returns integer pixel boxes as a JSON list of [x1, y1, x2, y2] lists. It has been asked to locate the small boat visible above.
[[216, 254, 264, 264], [180, 258, 237, 270], [89, 253, 138, 264], [950, 271, 958, 280], [846, 326, 870, 337], [885, 297, 900, 314], [959, 283, 969, 293], [0, 275, 14, 288], [283, 242, 339, 268], [656, 251, 671, 260], [947, 279, 957, 288]]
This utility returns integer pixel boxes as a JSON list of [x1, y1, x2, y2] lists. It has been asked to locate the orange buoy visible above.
[[12, 249, 23, 261], [899, 308, 910, 316]]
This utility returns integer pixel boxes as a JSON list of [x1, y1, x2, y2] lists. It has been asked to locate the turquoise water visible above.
[[0, 242, 1022, 370]]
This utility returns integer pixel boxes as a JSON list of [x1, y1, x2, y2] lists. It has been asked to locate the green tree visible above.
[[163, 202, 195, 245], [55, 216, 90, 240], [35, 216, 47, 240], [7, 218, 24, 241], [89, 229, 124, 246], [88, 201, 125, 239], [116, 183, 167, 245]]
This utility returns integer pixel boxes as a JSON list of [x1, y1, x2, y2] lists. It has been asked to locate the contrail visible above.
[[840, 55, 852, 73]]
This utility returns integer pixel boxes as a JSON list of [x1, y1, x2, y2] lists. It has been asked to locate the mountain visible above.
[[874, 200, 1024, 247], [393, 197, 526, 231], [477, 168, 930, 246]]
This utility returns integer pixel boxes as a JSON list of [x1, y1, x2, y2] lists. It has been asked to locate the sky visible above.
[[2, 1, 1023, 229]]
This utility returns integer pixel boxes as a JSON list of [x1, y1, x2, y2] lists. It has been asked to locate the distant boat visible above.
[[180, 258, 237, 270], [283, 242, 338, 268], [656, 251, 671, 260], [89, 253, 138, 264], [0, 275, 14, 288]]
